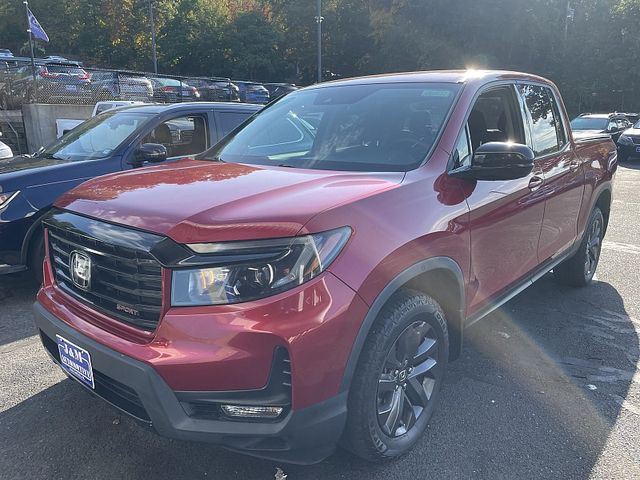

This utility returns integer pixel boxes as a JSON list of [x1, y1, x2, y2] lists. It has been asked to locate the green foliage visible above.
[[1, 0, 640, 112]]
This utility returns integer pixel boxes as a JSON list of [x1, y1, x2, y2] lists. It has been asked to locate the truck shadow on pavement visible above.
[[1, 274, 638, 479]]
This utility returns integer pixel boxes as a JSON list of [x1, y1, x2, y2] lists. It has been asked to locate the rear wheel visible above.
[[554, 207, 604, 287], [343, 290, 448, 462]]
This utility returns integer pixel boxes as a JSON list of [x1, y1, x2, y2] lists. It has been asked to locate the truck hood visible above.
[[56, 159, 404, 243]]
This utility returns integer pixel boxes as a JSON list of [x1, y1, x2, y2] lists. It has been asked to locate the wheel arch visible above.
[[19, 208, 50, 266], [594, 187, 612, 235], [339, 256, 465, 394]]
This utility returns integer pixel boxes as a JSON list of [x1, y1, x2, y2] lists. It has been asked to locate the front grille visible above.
[[46, 220, 163, 331], [631, 136, 640, 145], [40, 330, 151, 422]]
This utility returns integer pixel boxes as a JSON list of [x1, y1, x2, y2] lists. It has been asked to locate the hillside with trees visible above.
[[1, 0, 639, 113]]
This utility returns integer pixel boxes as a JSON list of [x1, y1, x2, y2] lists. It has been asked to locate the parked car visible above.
[[616, 119, 640, 161], [263, 82, 298, 100], [32, 70, 616, 464], [570, 113, 631, 142], [10, 61, 92, 104], [90, 71, 153, 102], [150, 77, 200, 103], [92, 100, 146, 117], [621, 112, 639, 124], [0, 132, 12, 159], [184, 78, 239, 102], [0, 49, 14, 58], [234, 80, 270, 104], [0, 101, 259, 279]]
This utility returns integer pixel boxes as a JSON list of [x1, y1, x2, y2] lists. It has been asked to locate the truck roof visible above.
[[313, 69, 553, 88], [115, 102, 261, 115]]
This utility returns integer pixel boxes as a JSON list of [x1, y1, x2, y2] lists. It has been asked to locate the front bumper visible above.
[[618, 144, 640, 160], [33, 301, 348, 464]]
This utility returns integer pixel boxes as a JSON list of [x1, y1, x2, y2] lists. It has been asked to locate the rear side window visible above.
[[519, 84, 563, 156], [217, 111, 254, 137]]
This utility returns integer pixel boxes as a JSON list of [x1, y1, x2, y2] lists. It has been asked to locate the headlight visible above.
[[618, 134, 633, 146], [171, 227, 351, 306], [0, 190, 19, 208]]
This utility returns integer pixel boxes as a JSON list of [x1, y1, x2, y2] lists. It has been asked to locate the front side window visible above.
[[208, 82, 462, 172], [143, 115, 208, 158], [38, 111, 151, 162], [520, 84, 562, 156]]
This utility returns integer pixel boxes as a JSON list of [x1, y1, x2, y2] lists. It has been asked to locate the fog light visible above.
[[221, 405, 283, 419]]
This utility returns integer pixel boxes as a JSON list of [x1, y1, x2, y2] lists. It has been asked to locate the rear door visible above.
[[518, 83, 584, 262]]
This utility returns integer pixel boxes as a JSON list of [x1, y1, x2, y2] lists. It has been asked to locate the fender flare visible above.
[[19, 208, 51, 265], [339, 256, 465, 393]]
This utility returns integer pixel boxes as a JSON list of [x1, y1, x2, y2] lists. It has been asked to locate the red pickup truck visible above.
[[33, 70, 616, 464]]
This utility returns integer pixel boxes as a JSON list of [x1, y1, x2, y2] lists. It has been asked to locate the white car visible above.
[[92, 100, 145, 117], [0, 133, 12, 160]]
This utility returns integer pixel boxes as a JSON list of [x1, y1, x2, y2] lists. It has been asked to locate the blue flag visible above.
[[27, 8, 49, 42]]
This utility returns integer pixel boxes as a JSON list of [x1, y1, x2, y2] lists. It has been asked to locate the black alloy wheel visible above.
[[377, 321, 440, 437]]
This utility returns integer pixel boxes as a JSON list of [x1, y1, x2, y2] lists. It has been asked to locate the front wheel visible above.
[[342, 290, 448, 462], [554, 207, 604, 287]]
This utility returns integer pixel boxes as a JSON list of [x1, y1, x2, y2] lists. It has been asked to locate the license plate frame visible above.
[[56, 334, 95, 389]]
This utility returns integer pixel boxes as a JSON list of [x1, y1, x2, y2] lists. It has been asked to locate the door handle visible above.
[[528, 176, 544, 190], [569, 159, 581, 172]]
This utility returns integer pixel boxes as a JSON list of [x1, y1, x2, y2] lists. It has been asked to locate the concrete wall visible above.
[[22, 104, 93, 153]]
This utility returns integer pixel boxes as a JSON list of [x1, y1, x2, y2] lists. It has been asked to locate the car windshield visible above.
[[38, 111, 152, 162], [208, 82, 461, 172], [570, 117, 608, 130]]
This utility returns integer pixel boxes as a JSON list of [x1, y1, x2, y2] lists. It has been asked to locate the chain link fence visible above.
[[0, 57, 298, 155], [0, 58, 250, 110]]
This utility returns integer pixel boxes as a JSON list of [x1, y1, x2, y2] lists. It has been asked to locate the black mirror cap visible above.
[[451, 142, 535, 181], [131, 143, 167, 166]]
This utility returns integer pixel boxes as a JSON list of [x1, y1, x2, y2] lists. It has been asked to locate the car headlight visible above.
[[618, 134, 633, 146], [0, 190, 19, 208], [171, 227, 351, 306]]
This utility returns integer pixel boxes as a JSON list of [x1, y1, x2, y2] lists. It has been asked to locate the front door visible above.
[[454, 84, 546, 314]]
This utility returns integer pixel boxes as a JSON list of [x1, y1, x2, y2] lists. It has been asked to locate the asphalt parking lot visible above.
[[1, 164, 639, 480]]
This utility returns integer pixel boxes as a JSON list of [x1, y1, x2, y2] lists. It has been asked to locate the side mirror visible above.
[[451, 142, 535, 181], [130, 143, 167, 167]]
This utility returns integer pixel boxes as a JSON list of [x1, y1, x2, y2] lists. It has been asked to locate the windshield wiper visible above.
[[40, 153, 67, 161]]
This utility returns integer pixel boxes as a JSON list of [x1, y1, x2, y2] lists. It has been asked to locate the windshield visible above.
[[39, 111, 152, 162], [209, 82, 461, 172], [570, 117, 608, 131]]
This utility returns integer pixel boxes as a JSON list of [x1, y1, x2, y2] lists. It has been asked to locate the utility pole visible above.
[[564, 2, 574, 52], [23, 0, 37, 81], [148, 0, 158, 74], [316, 0, 323, 83]]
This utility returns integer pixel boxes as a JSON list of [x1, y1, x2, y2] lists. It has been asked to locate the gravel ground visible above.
[[1, 164, 639, 480]]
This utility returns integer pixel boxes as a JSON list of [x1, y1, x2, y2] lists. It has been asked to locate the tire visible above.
[[28, 231, 45, 285], [342, 289, 449, 462], [554, 207, 604, 287]]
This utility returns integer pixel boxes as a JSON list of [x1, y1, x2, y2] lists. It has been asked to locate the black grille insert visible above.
[[45, 214, 164, 331]]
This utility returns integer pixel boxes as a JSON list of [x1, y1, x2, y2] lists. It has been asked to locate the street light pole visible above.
[[148, 0, 158, 74], [316, 0, 323, 83]]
